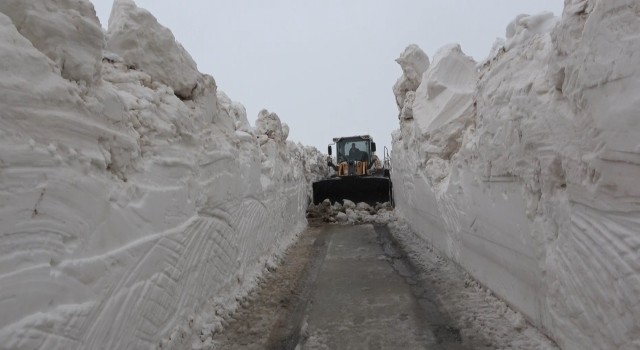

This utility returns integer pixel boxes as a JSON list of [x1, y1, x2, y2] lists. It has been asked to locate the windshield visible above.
[[337, 140, 369, 162]]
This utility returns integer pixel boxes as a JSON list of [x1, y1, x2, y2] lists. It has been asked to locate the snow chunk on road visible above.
[[307, 200, 395, 225], [342, 199, 356, 210]]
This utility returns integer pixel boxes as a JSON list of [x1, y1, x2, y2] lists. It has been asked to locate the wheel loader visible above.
[[312, 135, 393, 206]]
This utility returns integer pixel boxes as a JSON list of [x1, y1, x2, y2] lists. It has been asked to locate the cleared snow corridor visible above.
[[207, 222, 557, 350], [1, 0, 639, 349]]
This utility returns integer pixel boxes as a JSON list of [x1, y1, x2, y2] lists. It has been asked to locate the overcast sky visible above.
[[92, 0, 563, 152]]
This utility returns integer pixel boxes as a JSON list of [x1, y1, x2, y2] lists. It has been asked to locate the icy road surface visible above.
[[209, 223, 557, 349]]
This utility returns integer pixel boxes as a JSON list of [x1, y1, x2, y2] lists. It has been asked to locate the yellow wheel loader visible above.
[[312, 135, 393, 206]]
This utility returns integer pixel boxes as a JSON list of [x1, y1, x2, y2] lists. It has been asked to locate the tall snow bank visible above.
[[0, 2, 324, 349], [392, 1, 640, 349]]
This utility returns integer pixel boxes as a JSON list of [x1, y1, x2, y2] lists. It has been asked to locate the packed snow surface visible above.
[[0, 1, 326, 349], [391, 1, 640, 349]]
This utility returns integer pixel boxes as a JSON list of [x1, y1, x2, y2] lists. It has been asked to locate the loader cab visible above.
[[328, 135, 377, 177], [315, 134, 392, 206]]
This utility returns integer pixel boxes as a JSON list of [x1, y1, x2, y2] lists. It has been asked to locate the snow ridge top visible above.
[[0, 0, 104, 85], [107, 0, 203, 100]]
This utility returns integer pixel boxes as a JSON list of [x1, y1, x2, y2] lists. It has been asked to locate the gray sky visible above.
[[92, 0, 563, 152]]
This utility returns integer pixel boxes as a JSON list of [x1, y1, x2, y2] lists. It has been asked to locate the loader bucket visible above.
[[312, 176, 393, 206]]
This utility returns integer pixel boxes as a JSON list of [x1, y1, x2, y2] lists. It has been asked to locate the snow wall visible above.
[[0, 0, 327, 349], [391, 1, 640, 349]]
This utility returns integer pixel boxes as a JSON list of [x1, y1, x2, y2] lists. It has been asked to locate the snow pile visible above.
[[307, 199, 395, 225], [392, 1, 640, 349], [0, 1, 324, 349]]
